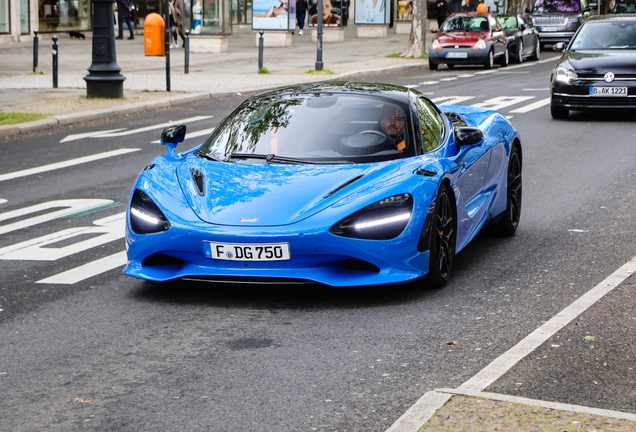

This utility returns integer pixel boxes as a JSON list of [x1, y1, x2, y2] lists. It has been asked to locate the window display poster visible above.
[[253, 0, 291, 30], [309, 0, 342, 26], [354, 0, 390, 24]]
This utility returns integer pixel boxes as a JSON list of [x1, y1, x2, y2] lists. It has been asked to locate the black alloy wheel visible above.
[[550, 103, 569, 119], [429, 60, 439, 70], [425, 184, 456, 288], [530, 38, 540, 60], [499, 47, 509, 67], [495, 145, 522, 236], [516, 40, 524, 63], [484, 49, 494, 69]]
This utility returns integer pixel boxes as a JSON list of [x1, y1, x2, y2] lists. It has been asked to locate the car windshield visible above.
[[441, 16, 489, 32], [570, 21, 636, 50], [498, 16, 519, 29], [198, 93, 417, 164], [613, 1, 636, 13], [533, 0, 580, 13]]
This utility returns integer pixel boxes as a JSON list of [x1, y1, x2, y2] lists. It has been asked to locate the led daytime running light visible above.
[[131, 207, 160, 225], [354, 212, 411, 230]]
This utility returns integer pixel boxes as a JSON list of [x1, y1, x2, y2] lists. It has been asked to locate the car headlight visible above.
[[130, 189, 171, 234], [473, 39, 486, 49], [330, 194, 413, 240], [555, 66, 578, 83], [432, 39, 441, 50]]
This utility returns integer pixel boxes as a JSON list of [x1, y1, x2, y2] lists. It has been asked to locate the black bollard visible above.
[[315, 0, 323, 71], [185, 30, 190, 74], [165, 0, 171, 91], [258, 30, 264, 72], [52, 36, 58, 88], [33, 30, 39, 73], [83, 0, 125, 98]]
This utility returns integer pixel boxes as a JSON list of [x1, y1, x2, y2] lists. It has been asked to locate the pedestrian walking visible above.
[[115, 0, 135, 39], [174, 0, 186, 47], [435, 0, 448, 29], [296, 0, 307, 35], [169, 0, 179, 48]]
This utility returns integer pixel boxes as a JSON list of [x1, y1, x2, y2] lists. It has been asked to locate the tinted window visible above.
[[199, 93, 415, 164], [570, 21, 636, 50], [441, 16, 489, 32], [417, 98, 443, 153], [498, 16, 519, 29], [614, 1, 636, 12], [533, 0, 581, 13]]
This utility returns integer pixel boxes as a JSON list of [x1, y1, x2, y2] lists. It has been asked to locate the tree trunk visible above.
[[402, 0, 428, 58], [507, 0, 531, 14]]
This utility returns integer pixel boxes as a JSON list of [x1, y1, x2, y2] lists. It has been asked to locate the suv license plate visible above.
[[542, 27, 558, 32], [589, 87, 628, 96], [446, 52, 467, 58], [204, 241, 291, 261]]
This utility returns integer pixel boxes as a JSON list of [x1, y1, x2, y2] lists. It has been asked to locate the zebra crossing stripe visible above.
[[36, 251, 127, 284], [509, 97, 551, 113]]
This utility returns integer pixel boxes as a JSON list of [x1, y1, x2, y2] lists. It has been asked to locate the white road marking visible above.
[[404, 85, 420, 88], [457, 74, 474, 78], [471, 96, 535, 111], [386, 256, 636, 432], [439, 77, 457, 81], [151, 127, 216, 144], [95, 116, 212, 138], [37, 251, 127, 284], [506, 116, 513, 119], [0, 199, 114, 236], [0, 199, 6, 205], [509, 97, 551, 113], [60, 128, 127, 143], [419, 81, 439, 85], [0, 213, 124, 261], [569, 229, 589, 232], [432, 96, 476, 106], [0, 149, 140, 183]]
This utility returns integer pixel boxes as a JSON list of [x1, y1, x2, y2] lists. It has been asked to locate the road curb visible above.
[[2, 62, 431, 138]]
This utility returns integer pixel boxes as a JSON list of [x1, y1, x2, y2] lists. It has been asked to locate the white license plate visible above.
[[203, 241, 291, 261], [589, 87, 628, 96], [542, 27, 558, 32], [446, 52, 467, 58]]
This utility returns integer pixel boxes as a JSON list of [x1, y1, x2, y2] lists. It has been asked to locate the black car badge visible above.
[[604, 72, 615, 83]]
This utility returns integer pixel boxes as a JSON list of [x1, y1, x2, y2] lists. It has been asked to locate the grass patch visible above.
[[305, 69, 335, 75], [386, 53, 429, 59], [259, 67, 271, 74], [27, 70, 45, 75], [0, 112, 48, 125]]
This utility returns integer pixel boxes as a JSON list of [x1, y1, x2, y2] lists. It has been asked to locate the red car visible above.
[[429, 12, 509, 70]]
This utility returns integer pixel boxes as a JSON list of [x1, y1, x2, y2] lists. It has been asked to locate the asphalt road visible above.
[[1, 53, 636, 432]]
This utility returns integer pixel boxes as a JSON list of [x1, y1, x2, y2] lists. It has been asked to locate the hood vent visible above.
[[190, 168, 205, 196], [323, 172, 372, 199]]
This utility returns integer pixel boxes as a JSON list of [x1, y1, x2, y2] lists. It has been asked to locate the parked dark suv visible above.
[[525, 0, 593, 49]]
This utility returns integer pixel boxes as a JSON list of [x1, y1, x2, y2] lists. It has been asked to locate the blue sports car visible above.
[[124, 82, 522, 288]]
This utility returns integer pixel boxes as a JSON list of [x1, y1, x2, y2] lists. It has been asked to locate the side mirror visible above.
[[495, 27, 502, 32], [525, 7, 531, 13], [160, 124, 187, 155], [431, 29, 437, 33], [553, 42, 566, 52], [520, 23, 527, 30], [454, 127, 484, 146], [583, 6, 591, 12]]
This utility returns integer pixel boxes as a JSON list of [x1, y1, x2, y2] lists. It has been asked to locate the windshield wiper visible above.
[[229, 153, 352, 165], [197, 151, 223, 162]]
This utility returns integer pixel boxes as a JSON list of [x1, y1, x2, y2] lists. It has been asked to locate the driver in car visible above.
[[380, 105, 407, 151]]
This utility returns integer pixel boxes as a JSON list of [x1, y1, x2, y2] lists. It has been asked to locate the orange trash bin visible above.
[[144, 13, 165, 57]]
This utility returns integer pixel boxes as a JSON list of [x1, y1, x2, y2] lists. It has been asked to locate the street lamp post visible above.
[[83, 0, 126, 98], [315, 0, 323, 71]]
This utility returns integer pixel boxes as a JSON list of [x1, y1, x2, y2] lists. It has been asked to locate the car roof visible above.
[[585, 13, 636, 21], [447, 12, 491, 18], [252, 82, 411, 103]]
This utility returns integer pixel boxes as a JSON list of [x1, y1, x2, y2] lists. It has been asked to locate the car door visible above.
[[490, 16, 506, 57], [518, 16, 533, 56]]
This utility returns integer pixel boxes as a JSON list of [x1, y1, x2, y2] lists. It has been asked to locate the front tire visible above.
[[515, 41, 523, 63], [499, 47, 509, 67], [551, 103, 569, 119], [483, 49, 494, 69], [429, 60, 438, 71], [425, 184, 457, 288], [494, 145, 522, 236]]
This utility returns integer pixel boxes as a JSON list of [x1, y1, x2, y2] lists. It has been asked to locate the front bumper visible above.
[[537, 31, 575, 44], [428, 48, 490, 65], [551, 80, 636, 109]]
